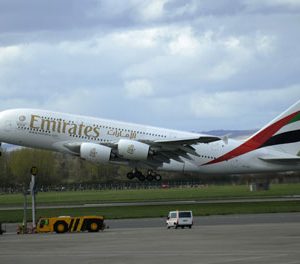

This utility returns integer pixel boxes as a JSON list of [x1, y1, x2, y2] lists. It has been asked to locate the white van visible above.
[[166, 210, 193, 229]]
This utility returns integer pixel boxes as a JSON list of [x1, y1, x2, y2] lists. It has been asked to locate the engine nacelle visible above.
[[118, 139, 150, 160], [80, 143, 112, 164]]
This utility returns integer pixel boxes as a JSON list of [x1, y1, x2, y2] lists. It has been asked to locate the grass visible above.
[[1, 183, 300, 207], [1, 201, 300, 223], [1, 184, 299, 223]]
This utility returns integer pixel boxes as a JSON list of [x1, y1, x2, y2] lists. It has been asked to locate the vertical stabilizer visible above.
[[249, 100, 300, 155], [205, 100, 300, 165]]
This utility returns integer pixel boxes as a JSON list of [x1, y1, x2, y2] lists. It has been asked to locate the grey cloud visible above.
[[0, 0, 144, 35], [0, 0, 89, 33], [1, 0, 299, 44], [0, 0, 300, 131], [164, 0, 244, 17]]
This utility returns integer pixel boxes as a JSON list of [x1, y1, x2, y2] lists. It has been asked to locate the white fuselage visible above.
[[0, 108, 299, 175]]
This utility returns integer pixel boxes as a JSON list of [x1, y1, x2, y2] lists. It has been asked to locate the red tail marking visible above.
[[204, 111, 299, 165]]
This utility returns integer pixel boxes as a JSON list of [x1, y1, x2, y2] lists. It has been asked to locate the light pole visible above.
[[22, 186, 29, 231], [30, 167, 38, 229]]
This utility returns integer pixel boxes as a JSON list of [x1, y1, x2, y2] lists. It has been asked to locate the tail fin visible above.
[[249, 99, 300, 155], [205, 100, 300, 165]]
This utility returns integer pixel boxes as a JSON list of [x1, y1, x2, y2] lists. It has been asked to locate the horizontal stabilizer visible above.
[[259, 154, 300, 163]]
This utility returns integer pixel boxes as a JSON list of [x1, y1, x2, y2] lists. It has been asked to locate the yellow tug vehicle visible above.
[[36, 216, 105, 233]]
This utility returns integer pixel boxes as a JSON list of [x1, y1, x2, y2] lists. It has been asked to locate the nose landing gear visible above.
[[127, 169, 161, 182]]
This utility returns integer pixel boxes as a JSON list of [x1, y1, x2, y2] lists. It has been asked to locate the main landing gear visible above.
[[127, 169, 162, 182]]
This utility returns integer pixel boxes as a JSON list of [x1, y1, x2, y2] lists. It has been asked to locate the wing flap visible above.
[[64, 135, 220, 167], [153, 136, 220, 145], [147, 135, 220, 164]]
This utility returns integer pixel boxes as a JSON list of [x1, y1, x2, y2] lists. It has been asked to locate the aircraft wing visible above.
[[140, 135, 221, 165], [64, 135, 221, 168]]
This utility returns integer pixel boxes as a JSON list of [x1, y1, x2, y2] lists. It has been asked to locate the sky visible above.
[[0, 0, 300, 132]]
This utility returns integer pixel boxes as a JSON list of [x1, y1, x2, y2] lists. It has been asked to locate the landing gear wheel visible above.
[[146, 170, 155, 181], [155, 174, 162, 181], [147, 170, 162, 182], [138, 175, 146, 181], [146, 175, 154, 181], [127, 169, 159, 182], [136, 171, 145, 181], [127, 172, 134, 180]]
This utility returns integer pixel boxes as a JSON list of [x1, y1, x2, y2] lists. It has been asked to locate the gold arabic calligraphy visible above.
[[107, 128, 137, 139]]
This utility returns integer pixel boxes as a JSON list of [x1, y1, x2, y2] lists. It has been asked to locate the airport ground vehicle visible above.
[[36, 215, 105, 233], [166, 210, 193, 229]]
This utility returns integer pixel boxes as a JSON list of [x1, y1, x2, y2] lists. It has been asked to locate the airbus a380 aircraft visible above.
[[0, 100, 299, 181]]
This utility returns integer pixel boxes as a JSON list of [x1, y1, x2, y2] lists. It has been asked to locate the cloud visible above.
[[124, 79, 154, 98], [0, 45, 22, 63], [244, 0, 300, 13], [0, 0, 299, 39], [122, 28, 277, 90], [189, 85, 300, 129], [0, 0, 299, 132], [138, 0, 168, 21], [168, 27, 199, 56]]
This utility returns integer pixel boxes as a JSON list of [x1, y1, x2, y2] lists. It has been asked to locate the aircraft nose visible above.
[[0, 110, 14, 134], [0, 111, 4, 127], [0, 112, 4, 145]]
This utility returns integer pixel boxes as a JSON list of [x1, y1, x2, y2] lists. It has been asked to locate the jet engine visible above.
[[118, 139, 150, 160], [80, 143, 112, 163]]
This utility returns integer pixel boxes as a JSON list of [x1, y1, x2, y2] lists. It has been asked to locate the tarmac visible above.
[[1, 213, 300, 264]]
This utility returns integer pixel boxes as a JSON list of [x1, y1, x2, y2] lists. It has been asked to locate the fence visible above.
[[0, 180, 208, 194]]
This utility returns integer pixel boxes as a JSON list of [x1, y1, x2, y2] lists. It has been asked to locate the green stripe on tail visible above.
[[288, 112, 300, 124]]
